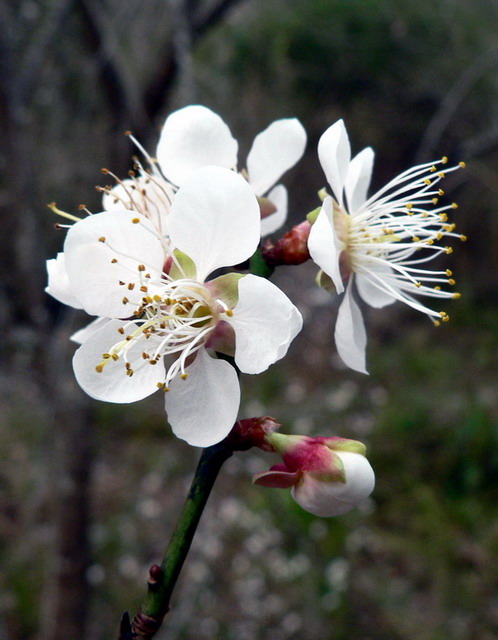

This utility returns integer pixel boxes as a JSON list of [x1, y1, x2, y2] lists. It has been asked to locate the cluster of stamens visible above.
[[340, 157, 466, 324], [96, 274, 222, 390]]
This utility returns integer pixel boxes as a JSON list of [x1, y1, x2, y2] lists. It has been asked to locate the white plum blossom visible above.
[[156, 105, 307, 235], [50, 166, 302, 447], [308, 119, 465, 373], [253, 433, 375, 517]]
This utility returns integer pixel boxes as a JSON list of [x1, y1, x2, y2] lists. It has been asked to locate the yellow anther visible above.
[[424, 178, 431, 185], [438, 172, 445, 178], [157, 382, 165, 389], [434, 285, 441, 290], [406, 202, 413, 210], [98, 236, 106, 243], [442, 315, 450, 322], [142, 352, 150, 359], [459, 161, 466, 168], [430, 166, 437, 172], [453, 292, 461, 299], [438, 189, 445, 196], [125, 362, 131, 369], [448, 278, 456, 285], [451, 202, 458, 209], [101, 167, 109, 174], [122, 296, 129, 304], [95, 363, 105, 373], [439, 213, 448, 222], [138, 264, 146, 271], [434, 320, 441, 327], [149, 359, 158, 365], [153, 295, 162, 302], [436, 233, 443, 241], [181, 373, 189, 380], [445, 246, 453, 254], [132, 217, 140, 224], [127, 283, 135, 290], [111, 258, 118, 263], [117, 327, 125, 334], [126, 369, 134, 377], [415, 282, 421, 288], [225, 309, 234, 317], [446, 269, 453, 276], [102, 353, 111, 359], [460, 234, 467, 242], [441, 156, 448, 164], [140, 285, 148, 292], [111, 354, 119, 361], [412, 236, 420, 242], [432, 198, 439, 204]]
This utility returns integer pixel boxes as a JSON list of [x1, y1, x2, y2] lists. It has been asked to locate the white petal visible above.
[[64, 211, 164, 318], [71, 317, 111, 344], [344, 147, 374, 214], [45, 253, 83, 309], [335, 280, 368, 374], [292, 452, 375, 517], [72, 319, 165, 403], [247, 118, 307, 196], [167, 166, 260, 281], [318, 119, 351, 208], [356, 268, 397, 308], [227, 275, 302, 374], [307, 197, 345, 294], [260, 184, 288, 236], [166, 348, 240, 447], [156, 105, 238, 186]]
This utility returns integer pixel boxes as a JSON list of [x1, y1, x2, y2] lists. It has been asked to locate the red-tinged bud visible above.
[[261, 221, 311, 267], [253, 432, 374, 517], [227, 416, 281, 451]]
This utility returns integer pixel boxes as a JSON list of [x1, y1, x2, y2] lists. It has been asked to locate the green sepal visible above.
[[306, 206, 322, 225], [316, 269, 336, 294], [325, 438, 367, 456], [169, 250, 197, 280], [209, 272, 244, 307]]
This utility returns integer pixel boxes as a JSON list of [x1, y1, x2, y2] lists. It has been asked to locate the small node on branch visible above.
[[261, 221, 311, 267], [227, 416, 281, 451]]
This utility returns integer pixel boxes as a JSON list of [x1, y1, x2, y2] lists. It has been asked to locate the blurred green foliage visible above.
[[0, 0, 497, 638]]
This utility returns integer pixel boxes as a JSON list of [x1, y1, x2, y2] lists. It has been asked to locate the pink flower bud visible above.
[[253, 433, 375, 517]]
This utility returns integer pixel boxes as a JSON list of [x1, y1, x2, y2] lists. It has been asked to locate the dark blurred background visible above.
[[0, 1, 497, 638]]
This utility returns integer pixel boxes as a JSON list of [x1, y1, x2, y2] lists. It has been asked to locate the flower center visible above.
[[96, 278, 221, 388]]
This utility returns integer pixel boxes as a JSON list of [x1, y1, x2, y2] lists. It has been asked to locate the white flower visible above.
[[156, 105, 307, 235], [58, 166, 302, 447], [308, 119, 465, 373]]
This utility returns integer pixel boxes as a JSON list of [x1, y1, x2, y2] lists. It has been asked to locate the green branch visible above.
[[126, 442, 233, 639]]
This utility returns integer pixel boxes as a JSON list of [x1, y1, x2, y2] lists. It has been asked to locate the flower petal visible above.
[[307, 197, 344, 294], [292, 452, 375, 517], [167, 166, 260, 281], [226, 274, 302, 374], [71, 317, 111, 344], [356, 267, 397, 308], [165, 348, 240, 447], [72, 319, 165, 403], [45, 253, 83, 309], [260, 184, 288, 236], [64, 211, 165, 318], [247, 118, 307, 196], [344, 147, 374, 214], [335, 280, 368, 374], [156, 105, 238, 186], [318, 119, 351, 208]]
